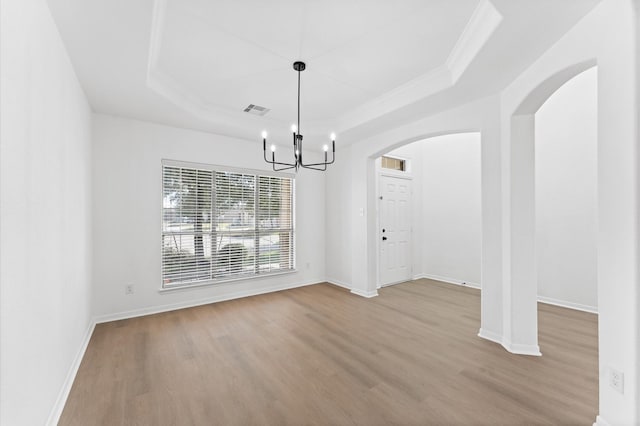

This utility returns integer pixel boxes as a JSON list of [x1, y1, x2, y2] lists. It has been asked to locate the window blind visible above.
[[257, 175, 294, 274], [162, 163, 294, 288]]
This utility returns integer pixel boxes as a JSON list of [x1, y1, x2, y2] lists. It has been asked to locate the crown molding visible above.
[[335, 0, 502, 135], [147, 0, 262, 130], [446, 0, 503, 83]]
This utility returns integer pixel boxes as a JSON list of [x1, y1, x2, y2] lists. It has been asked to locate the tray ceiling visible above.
[[47, 0, 601, 145]]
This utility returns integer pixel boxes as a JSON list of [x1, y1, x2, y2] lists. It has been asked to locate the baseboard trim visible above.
[[478, 329, 542, 356], [538, 296, 597, 314], [94, 280, 322, 324], [326, 278, 352, 291], [503, 340, 542, 356], [478, 328, 503, 345], [593, 415, 612, 426], [419, 275, 597, 314], [350, 288, 379, 298], [46, 320, 95, 426], [322, 280, 378, 298], [417, 273, 481, 290]]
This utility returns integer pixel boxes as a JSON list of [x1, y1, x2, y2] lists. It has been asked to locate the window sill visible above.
[[158, 269, 298, 293]]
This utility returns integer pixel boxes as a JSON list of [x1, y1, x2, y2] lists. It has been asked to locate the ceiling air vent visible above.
[[244, 104, 270, 116]]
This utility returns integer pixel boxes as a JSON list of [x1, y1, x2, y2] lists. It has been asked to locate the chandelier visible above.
[[262, 61, 335, 171]]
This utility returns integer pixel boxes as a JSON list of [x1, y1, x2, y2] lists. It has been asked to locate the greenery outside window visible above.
[[162, 161, 294, 288]]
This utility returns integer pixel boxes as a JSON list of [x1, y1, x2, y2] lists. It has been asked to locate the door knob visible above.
[[382, 236, 387, 241]]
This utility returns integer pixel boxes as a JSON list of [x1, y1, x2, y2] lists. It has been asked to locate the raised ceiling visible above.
[[150, 0, 477, 122], [47, 0, 601, 145]]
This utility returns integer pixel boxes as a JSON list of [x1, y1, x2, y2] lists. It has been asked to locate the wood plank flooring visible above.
[[60, 279, 598, 425]]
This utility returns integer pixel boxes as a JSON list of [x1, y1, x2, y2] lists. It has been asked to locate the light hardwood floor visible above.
[[60, 279, 598, 425]]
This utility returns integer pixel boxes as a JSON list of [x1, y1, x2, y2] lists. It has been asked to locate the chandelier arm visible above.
[[299, 149, 335, 167], [263, 149, 273, 163], [272, 163, 297, 172], [264, 148, 296, 167], [299, 153, 333, 166], [299, 152, 329, 166], [264, 138, 297, 167], [300, 161, 331, 167], [269, 158, 297, 167], [325, 150, 336, 165], [300, 163, 327, 171]]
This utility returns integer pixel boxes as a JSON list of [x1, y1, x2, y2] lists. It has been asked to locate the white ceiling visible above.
[[47, 0, 600, 145], [154, 0, 476, 121]]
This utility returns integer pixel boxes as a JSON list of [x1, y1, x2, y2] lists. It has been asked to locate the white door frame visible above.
[[376, 171, 413, 289]]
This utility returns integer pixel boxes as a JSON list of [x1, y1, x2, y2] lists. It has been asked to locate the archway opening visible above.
[[504, 61, 599, 421], [373, 133, 481, 292], [534, 66, 599, 417], [503, 59, 597, 357]]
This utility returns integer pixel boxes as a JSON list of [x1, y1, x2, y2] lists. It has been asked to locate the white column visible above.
[[479, 103, 505, 343], [504, 114, 540, 355]]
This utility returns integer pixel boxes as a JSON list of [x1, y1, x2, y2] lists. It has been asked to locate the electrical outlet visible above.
[[125, 284, 134, 295], [609, 368, 624, 394]]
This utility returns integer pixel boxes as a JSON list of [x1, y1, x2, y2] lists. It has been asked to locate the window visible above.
[[381, 156, 406, 171], [162, 161, 294, 288]]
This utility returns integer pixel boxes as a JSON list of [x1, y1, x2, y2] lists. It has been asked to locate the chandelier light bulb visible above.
[[330, 132, 336, 141], [291, 124, 297, 133], [271, 144, 276, 152], [323, 144, 329, 152], [261, 131, 268, 139]]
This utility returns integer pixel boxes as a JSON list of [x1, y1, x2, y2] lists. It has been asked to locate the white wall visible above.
[[386, 133, 481, 287], [499, 0, 637, 422], [325, 145, 353, 288], [419, 134, 481, 286], [535, 67, 598, 312], [92, 114, 325, 319], [329, 0, 638, 422], [0, 0, 93, 424]]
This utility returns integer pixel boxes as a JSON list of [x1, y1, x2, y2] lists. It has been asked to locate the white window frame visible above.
[[160, 159, 296, 291]]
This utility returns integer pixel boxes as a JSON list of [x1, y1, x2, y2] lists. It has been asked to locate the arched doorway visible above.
[[364, 130, 481, 291], [535, 65, 599, 417], [374, 133, 482, 290], [501, 60, 597, 356]]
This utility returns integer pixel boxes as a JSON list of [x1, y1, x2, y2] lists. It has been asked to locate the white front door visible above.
[[379, 175, 412, 286]]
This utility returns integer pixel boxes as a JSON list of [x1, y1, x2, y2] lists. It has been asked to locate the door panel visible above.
[[379, 175, 412, 286]]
